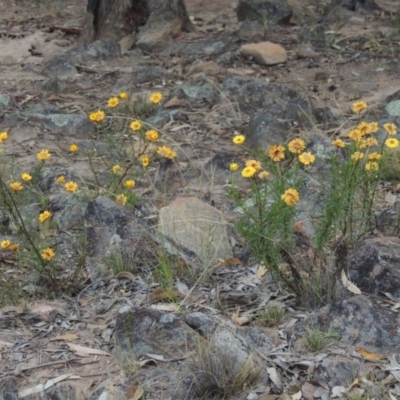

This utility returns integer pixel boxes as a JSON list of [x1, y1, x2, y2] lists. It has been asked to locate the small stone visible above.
[[240, 41, 287, 65]]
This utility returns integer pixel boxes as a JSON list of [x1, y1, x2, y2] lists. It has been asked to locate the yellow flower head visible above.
[[145, 130, 159, 142], [281, 188, 300, 206], [367, 122, 379, 134], [259, 170, 270, 179], [365, 162, 379, 172], [351, 151, 364, 161], [89, 110, 105, 122], [268, 144, 285, 162], [116, 194, 127, 206], [39, 210, 52, 223], [384, 123, 397, 135], [9, 243, 20, 251], [141, 155, 150, 167], [332, 138, 345, 148], [288, 138, 305, 154], [150, 92, 163, 104], [130, 120, 142, 131], [245, 159, 262, 171], [368, 152, 382, 161], [241, 166, 257, 178], [65, 181, 78, 193], [119, 91, 128, 100], [352, 101, 367, 113], [1, 240, 10, 249], [41, 247, 55, 261], [124, 180, 135, 189], [157, 145, 177, 159], [9, 182, 23, 192], [357, 122, 370, 136], [70, 144, 79, 153], [37, 149, 51, 161], [112, 165, 122, 174], [21, 173, 32, 182], [107, 96, 119, 108], [359, 137, 378, 149], [0, 131, 8, 143], [298, 152, 316, 165], [385, 138, 400, 149], [232, 135, 245, 145], [348, 129, 362, 143], [56, 176, 65, 184], [229, 163, 239, 172]]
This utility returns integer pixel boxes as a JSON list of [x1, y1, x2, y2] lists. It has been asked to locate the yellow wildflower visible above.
[[357, 122, 370, 136], [232, 135, 245, 145], [37, 149, 51, 161], [116, 194, 127, 206], [150, 92, 163, 104], [130, 120, 142, 131], [245, 159, 262, 171], [0, 132, 8, 143], [298, 152, 316, 165], [229, 163, 239, 172], [39, 210, 52, 223], [56, 176, 65, 184], [352, 101, 367, 113], [259, 171, 270, 179], [9, 182, 23, 192], [268, 144, 285, 162], [119, 92, 128, 100], [368, 152, 382, 161], [21, 173, 32, 182], [65, 181, 78, 193], [359, 137, 378, 149], [385, 138, 399, 149], [145, 130, 159, 142], [112, 165, 122, 174], [351, 151, 364, 161], [348, 129, 362, 143], [124, 180, 135, 189], [365, 162, 379, 172], [70, 144, 79, 153], [1, 240, 10, 249], [367, 122, 379, 134], [41, 247, 55, 261], [288, 138, 305, 154], [141, 156, 150, 167], [241, 166, 257, 178], [281, 188, 300, 206], [9, 243, 19, 251], [384, 123, 397, 135], [157, 145, 177, 159], [89, 110, 105, 122], [332, 138, 345, 148], [107, 97, 119, 108]]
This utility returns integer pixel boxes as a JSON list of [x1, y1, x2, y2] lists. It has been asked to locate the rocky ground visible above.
[[1, 0, 400, 399]]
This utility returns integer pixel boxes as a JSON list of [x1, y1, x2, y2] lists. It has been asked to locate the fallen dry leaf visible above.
[[67, 343, 110, 357], [341, 270, 361, 294], [356, 347, 386, 361], [150, 303, 180, 312], [257, 264, 267, 279], [231, 312, 249, 326], [291, 390, 302, 400], [50, 333, 79, 342], [126, 381, 144, 400]]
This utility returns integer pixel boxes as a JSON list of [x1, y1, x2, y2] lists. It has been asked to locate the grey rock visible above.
[[161, 38, 231, 58], [171, 80, 218, 103], [298, 23, 333, 50], [114, 308, 200, 359], [328, 0, 379, 13], [0, 377, 18, 400], [146, 109, 188, 129], [131, 65, 170, 84], [38, 167, 81, 196], [348, 237, 400, 299], [237, 0, 293, 25], [0, 94, 10, 112], [51, 195, 87, 231], [237, 20, 265, 42], [46, 385, 78, 400]]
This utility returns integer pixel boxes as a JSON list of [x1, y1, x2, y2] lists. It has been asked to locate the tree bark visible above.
[[81, 0, 193, 45]]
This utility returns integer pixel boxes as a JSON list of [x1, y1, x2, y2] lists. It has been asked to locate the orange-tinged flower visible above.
[[157, 145, 177, 159], [116, 194, 127, 206], [365, 162, 379, 172], [245, 159, 262, 171], [21, 173, 32, 182], [348, 129, 362, 143], [288, 138, 305, 154], [352, 101, 367, 113], [281, 188, 300, 206], [268, 144, 285, 162], [39, 210, 52, 223], [298, 152, 316, 165], [141, 156, 150, 167], [124, 180, 135, 189], [241, 166, 257, 178], [384, 123, 397, 135], [368, 152, 382, 161], [367, 122, 379, 134], [150, 92, 163, 104], [9, 182, 23, 192], [232, 135, 245, 145], [65, 181, 78, 193], [145, 130, 159, 142], [130, 120, 142, 131], [9, 243, 19, 251], [107, 97, 119, 108], [41, 247, 55, 261], [359, 137, 378, 149], [37, 149, 51, 161], [332, 138, 345, 148]]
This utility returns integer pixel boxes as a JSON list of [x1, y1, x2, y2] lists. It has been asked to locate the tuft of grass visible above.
[[256, 305, 290, 327], [303, 327, 341, 352], [103, 250, 137, 275], [189, 341, 261, 399]]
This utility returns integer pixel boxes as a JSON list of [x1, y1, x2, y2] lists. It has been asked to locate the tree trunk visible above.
[[81, 0, 193, 45]]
